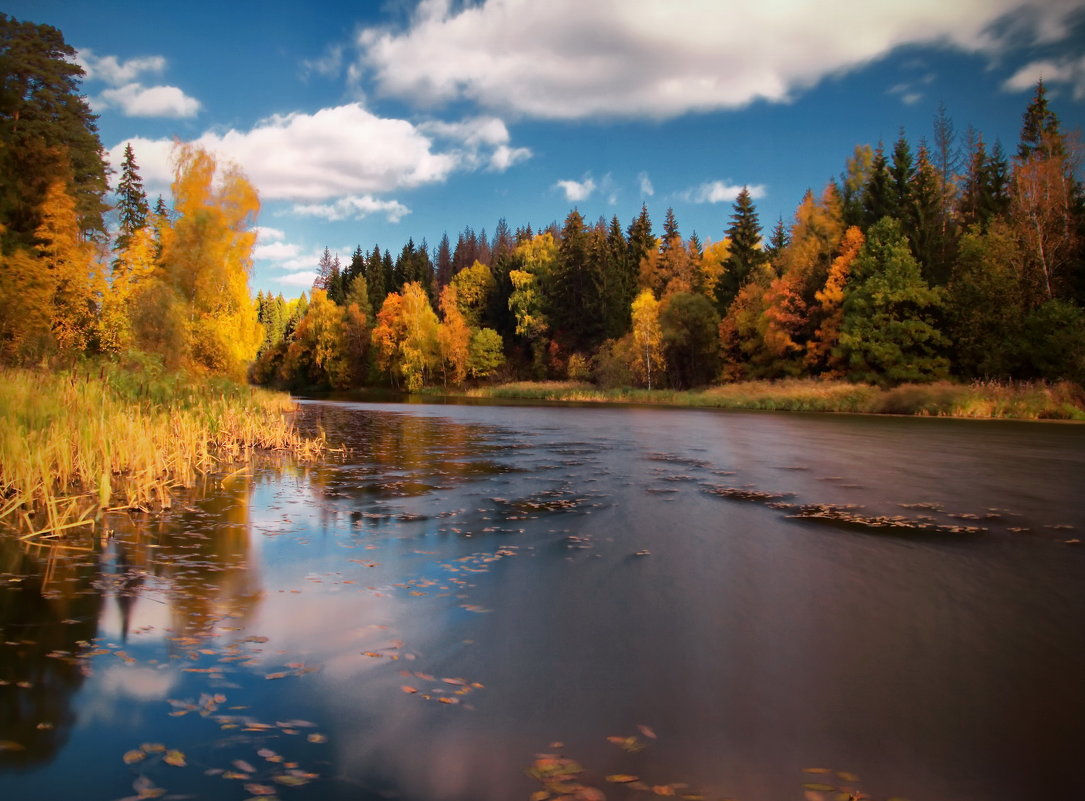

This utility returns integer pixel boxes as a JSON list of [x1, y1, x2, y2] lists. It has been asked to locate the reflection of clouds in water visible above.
[[97, 585, 173, 641], [79, 665, 179, 726]]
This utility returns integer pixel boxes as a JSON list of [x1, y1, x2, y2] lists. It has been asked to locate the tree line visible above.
[[255, 82, 1084, 390], [2, 13, 1082, 390]]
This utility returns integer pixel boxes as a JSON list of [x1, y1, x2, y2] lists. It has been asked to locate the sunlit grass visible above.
[[0, 355, 321, 539], [462, 378, 1085, 419]]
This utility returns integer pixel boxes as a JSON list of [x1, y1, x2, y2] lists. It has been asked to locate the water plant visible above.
[[0, 355, 320, 540]]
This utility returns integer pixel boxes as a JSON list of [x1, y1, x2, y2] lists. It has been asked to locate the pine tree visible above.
[[113, 143, 149, 254], [889, 131, 915, 219], [1017, 79, 1063, 160], [717, 186, 764, 311], [0, 14, 109, 248], [861, 145, 893, 227]]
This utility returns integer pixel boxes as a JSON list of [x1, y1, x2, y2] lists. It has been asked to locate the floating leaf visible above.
[[531, 792, 550, 801], [0, 741, 26, 752], [272, 774, 310, 787], [163, 749, 186, 767], [606, 775, 639, 783], [244, 783, 277, 796], [307, 733, 327, 743], [221, 770, 250, 780], [401, 685, 418, 694], [638, 724, 657, 739], [140, 743, 166, 753], [233, 759, 256, 773], [837, 771, 860, 782], [123, 749, 146, 764], [803, 783, 835, 792]]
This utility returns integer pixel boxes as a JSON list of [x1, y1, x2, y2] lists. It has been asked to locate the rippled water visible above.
[[2, 400, 1084, 801]]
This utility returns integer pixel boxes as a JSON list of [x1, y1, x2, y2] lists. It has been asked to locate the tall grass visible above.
[[0, 355, 320, 539], [462, 378, 1085, 419]]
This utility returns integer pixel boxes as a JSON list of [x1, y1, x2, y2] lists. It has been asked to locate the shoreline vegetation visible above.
[[438, 378, 1085, 420], [0, 356, 321, 541]]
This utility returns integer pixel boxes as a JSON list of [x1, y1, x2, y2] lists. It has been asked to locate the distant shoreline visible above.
[[406, 378, 1085, 422]]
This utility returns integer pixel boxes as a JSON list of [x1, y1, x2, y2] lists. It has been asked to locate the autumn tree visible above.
[[371, 282, 439, 391], [450, 260, 496, 329], [437, 285, 471, 385], [159, 143, 263, 377], [36, 177, 97, 354], [805, 226, 864, 376], [468, 327, 505, 379], [630, 289, 664, 389]]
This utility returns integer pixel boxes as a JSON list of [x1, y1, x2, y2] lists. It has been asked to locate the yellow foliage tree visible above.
[[160, 144, 263, 377], [99, 226, 158, 353], [371, 282, 439, 391], [631, 289, 665, 389], [437, 285, 471, 385], [36, 179, 97, 354]]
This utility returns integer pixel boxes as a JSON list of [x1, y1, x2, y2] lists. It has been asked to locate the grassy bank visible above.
[[459, 378, 1085, 420], [0, 355, 320, 539]]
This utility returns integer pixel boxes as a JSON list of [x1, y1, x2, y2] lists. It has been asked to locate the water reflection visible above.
[[1, 401, 1084, 801]]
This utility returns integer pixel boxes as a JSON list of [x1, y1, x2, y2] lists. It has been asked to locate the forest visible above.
[[2, 13, 1083, 393]]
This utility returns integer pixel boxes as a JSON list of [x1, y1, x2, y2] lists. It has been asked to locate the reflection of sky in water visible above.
[[2, 402, 1085, 801]]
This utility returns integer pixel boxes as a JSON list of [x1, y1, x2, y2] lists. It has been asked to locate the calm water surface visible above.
[[2, 400, 1084, 801]]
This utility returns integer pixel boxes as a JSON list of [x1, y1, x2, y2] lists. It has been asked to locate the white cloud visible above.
[[254, 241, 303, 261], [110, 104, 527, 205], [355, 0, 1078, 120], [78, 49, 200, 119], [679, 181, 767, 204], [638, 171, 654, 197], [555, 176, 596, 203], [99, 83, 201, 118], [254, 226, 286, 243], [76, 50, 165, 85], [293, 195, 411, 223], [1004, 55, 1085, 99], [276, 269, 321, 287], [303, 44, 345, 79], [489, 144, 533, 171]]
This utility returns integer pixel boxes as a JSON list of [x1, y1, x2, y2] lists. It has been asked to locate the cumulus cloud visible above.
[[293, 195, 411, 223], [354, 0, 1078, 119], [99, 83, 201, 117], [110, 104, 528, 203], [253, 240, 303, 262], [276, 269, 322, 287], [679, 181, 766, 204], [555, 176, 596, 203], [76, 50, 165, 84], [1004, 55, 1085, 99], [77, 49, 200, 118]]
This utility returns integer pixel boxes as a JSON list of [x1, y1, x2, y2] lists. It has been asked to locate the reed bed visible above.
[[0, 359, 321, 540], [463, 378, 1085, 419]]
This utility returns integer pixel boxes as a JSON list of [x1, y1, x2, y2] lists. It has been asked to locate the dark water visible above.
[[2, 400, 1084, 801]]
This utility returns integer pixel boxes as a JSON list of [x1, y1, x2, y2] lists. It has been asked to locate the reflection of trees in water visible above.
[[0, 542, 102, 769], [296, 405, 504, 511], [105, 472, 263, 642]]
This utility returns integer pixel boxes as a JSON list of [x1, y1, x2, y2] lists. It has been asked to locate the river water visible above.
[[2, 400, 1084, 801]]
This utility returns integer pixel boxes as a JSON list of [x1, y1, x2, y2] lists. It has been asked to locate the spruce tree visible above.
[[114, 143, 149, 252], [861, 145, 893, 228], [1018, 79, 1063, 160], [717, 186, 764, 311]]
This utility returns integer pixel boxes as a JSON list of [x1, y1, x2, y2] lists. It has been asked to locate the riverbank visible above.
[[0, 355, 320, 539], [451, 378, 1085, 420]]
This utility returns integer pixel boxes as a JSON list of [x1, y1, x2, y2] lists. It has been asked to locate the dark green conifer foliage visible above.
[[1017, 78, 1063, 160], [549, 208, 605, 352], [0, 13, 109, 248], [906, 144, 948, 285], [889, 132, 915, 219], [861, 145, 893, 228], [837, 217, 949, 385], [603, 214, 635, 339], [764, 216, 790, 263], [717, 187, 764, 311], [114, 143, 149, 253]]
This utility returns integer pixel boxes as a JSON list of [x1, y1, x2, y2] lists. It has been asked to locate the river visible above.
[[2, 399, 1084, 801]]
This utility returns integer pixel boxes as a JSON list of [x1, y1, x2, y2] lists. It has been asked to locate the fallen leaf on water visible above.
[[264, 672, 289, 680], [221, 771, 250, 780], [401, 685, 418, 694], [273, 774, 310, 787], [606, 774, 639, 783], [638, 724, 657, 739], [140, 743, 166, 753], [803, 783, 835, 792], [0, 741, 26, 752], [803, 768, 833, 774], [307, 733, 327, 743], [244, 784, 277, 796], [122, 749, 146, 764], [232, 759, 256, 773], [531, 792, 550, 801], [653, 786, 676, 796], [163, 750, 186, 767], [837, 771, 861, 782]]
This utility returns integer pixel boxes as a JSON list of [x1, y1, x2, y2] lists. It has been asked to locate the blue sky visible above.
[[11, 0, 1085, 297]]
